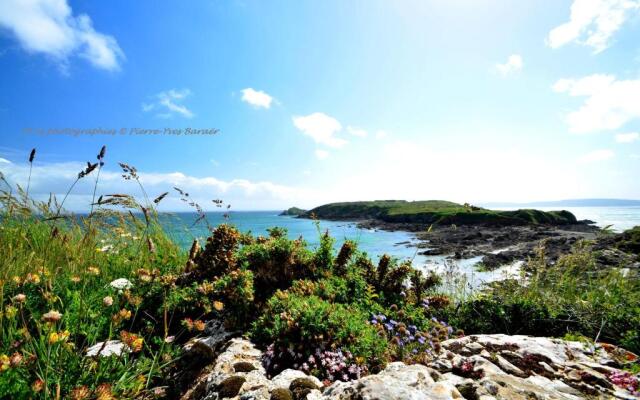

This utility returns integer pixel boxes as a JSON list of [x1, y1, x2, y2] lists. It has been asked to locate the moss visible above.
[[270, 388, 294, 400], [217, 376, 246, 398], [233, 361, 257, 372]]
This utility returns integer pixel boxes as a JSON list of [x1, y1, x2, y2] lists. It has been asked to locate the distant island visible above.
[[482, 198, 640, 208], [295, 200, 581, 227], [286, 199, 603, 264], [278, 206, 307, 216]]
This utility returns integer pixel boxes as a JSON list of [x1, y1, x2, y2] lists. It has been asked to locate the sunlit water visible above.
[[160, 207, 640, 288]]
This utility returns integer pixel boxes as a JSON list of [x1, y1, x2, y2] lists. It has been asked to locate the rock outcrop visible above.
[[184, 334, 639, 400]]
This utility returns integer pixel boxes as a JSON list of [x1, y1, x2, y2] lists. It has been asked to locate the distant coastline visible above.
[[481, 198, 640, 208]]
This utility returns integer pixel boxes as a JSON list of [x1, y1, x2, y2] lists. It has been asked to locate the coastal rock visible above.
[[322, 362, 460, 400], [428, 334, 639, 399], [271, 370, 321, 392], [188, 335, 640, 400], [184, 338, 323, 400]]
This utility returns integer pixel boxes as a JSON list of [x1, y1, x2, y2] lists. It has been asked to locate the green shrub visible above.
[[447, 242, 640, 353], [251, 292, 388, 374]]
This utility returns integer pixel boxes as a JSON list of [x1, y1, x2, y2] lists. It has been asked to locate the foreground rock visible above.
[[185, 334, 639, 399], [429, 334, 639, 399], [181, 338, 322, 400]]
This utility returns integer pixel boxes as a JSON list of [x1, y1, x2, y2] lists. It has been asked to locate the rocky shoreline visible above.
[[353, 218, 640, 271], [180, 328, 640, 399]]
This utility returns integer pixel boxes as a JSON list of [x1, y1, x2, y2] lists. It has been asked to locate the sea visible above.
[[161, 207, 640, 289]]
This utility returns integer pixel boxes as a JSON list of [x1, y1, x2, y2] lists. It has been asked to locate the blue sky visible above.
[[0, 0, 639, 210]]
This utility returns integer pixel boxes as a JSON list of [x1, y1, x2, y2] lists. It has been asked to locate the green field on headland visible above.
[[300, 200, 580, 226]]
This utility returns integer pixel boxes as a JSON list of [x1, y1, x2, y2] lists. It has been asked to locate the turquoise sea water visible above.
[[161, 211, 423, 263], [160, 207, 640, 287]]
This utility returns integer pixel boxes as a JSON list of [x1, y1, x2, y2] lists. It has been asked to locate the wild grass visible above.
[[445, 242, 640, 354], [0, 147, 186, 399]]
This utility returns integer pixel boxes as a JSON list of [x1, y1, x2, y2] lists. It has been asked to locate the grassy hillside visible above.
[[302, 200, 579, 226], [279, 206, 307, 216]]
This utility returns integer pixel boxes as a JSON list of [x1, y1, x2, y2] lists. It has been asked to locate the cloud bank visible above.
[[0, 0, 124, 71], [548, 0, 640, 53]]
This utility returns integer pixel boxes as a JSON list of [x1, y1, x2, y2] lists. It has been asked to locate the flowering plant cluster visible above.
[[263, 343, 366, 383], [370, 312, 458, 363], [608, 371, 639, 396]]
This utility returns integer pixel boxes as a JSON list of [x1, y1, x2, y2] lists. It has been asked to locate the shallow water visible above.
[[160, 206, 640, 288]]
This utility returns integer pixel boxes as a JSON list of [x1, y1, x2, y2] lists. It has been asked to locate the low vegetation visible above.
[[278, 207, 307, 216], [444, 242, 640, 354], [0, 148, 637, 398]]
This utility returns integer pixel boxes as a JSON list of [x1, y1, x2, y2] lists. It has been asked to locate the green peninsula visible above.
[[301, 200, 580, 226]]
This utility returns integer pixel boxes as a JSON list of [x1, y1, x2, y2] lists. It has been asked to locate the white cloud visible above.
[[325, 140, 587, 203], [315, 149, 329, 160], [615, 132, 639, 143], [240, 88, 273, 109], [142, 89, 194, 119], [0, 0, 124, 71], [547, 0, 640, 53], [495, 54, 523, 76], [292, 112, 346, 148], [0, 157, 11, 164], [553, 74, 640, 133], [375, 130, 388, 139], [0, 160, 313, 211], [579, 149, 615, 163], [346, 126, 368, 137]]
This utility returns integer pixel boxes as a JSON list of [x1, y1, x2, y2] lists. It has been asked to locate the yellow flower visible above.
[[12, 276, 22, 285], [0, 354, 10, 372], [59, 330, 70, 341], [131, 337, 144, 352], [4, 306, 17, 319], [25, 273, 40, 284], [48, 332, 60, 344], [213, 301, 224, 311], [111, 308, 132, 324], [95, 383, 114, 400], [182, 318, 194, 331], [87, 267, 100, 276], [70, 276, 81, 283], [194, 320, 206, 332], [32, 379, 45, 392]]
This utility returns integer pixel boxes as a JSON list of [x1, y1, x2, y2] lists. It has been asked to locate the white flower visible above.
[[109, 278, 133, 290]]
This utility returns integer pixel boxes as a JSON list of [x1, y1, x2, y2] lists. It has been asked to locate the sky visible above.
[[0, 0, 639, 211]]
